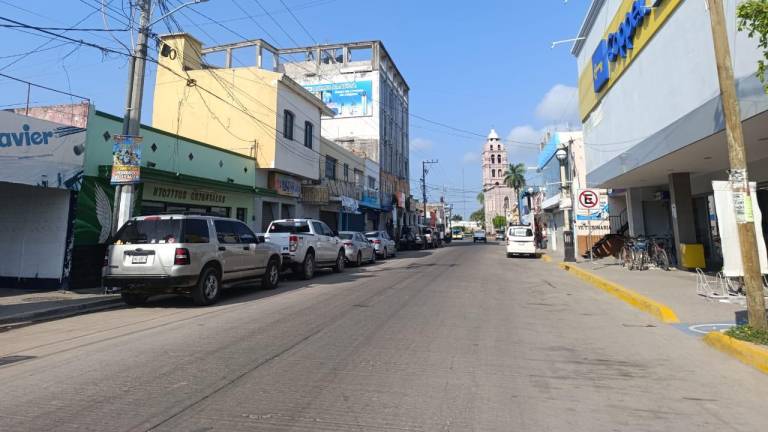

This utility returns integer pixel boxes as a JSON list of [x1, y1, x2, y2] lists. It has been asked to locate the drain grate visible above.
[[0, 355, 35, 366]]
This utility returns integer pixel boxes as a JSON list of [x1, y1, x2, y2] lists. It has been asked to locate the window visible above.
[[234, 222, 257, 244], [368, 176, 376, 189], [283, 110, 294, 140], [325, 156, 337, 179], [236, 207, 247, 223], [182, 219, 210, 244], [354, 169, 363, 186], [320, 222, 335, 236], [114, 219, 182, 245], [268, 221, 310, 233], [492, 169, 496, 178], [304, 121, 313, 148], [214, 220, 239, 244], [311, 221, 325, 235], [343, 163, 349, 181], [491, 155, 495, 164]]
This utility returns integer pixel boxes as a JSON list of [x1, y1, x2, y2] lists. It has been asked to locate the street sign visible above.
[[578, 189, 599, 210]]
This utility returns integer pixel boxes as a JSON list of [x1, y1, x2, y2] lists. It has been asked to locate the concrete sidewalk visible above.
[[0, 288, 122, 327], [545, 250, 744, 329]]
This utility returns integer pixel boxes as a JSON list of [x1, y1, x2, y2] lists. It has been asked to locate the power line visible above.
[[0, 24, 128, 31], [278, 0, 317, 45]]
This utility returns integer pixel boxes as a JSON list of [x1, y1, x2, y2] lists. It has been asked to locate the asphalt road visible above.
[[1, 241, 768, 431]]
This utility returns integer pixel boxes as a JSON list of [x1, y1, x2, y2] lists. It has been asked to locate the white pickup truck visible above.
[[264, 219, 346, 279]]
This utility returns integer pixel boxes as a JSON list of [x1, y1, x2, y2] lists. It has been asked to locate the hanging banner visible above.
[[110, 135, 142, 185], [712, 181, 768, 277]]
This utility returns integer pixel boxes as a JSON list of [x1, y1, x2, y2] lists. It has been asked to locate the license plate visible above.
[[132, 255, 148, 264]]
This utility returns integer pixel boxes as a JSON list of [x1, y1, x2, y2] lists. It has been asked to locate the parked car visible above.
[[473, 230, 487, 243], [495, 229, 506, 241], [264, 219, 346, 279], [506, 225, 537, 257], [399, 228, 416, 250], [423, 227, 439, 249], [452, 228, 464, 240], [365, 231, 397, 258], [339, 231, 376, 266], [103, 214, 283, 306]]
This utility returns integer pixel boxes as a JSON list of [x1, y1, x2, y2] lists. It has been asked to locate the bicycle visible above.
[[620, 236, 648, 271], [647, 236, 671, 271]]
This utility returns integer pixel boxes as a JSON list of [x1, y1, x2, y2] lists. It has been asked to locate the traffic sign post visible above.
[[577, 189, 603, 261]]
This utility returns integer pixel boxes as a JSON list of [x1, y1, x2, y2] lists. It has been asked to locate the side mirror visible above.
[[257, 235, 266, 243], [332, 230, 339, 237]]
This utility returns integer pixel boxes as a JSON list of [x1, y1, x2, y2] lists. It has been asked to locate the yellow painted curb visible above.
[[540, 254, 552, 263], [703, 331, 768, 374], [558, 262, 680, 323]]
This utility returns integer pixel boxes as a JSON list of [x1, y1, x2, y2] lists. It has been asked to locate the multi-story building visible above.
[[151, 33, 332, 231], [278, 40, 410, 236], [571, 0, 768, 270], [481, 129, 517, 229]]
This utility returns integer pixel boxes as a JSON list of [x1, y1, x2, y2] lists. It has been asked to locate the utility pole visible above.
[[421, 160, 438, 224], [707, 0, 767, 329], [111, 0, 152, 234]]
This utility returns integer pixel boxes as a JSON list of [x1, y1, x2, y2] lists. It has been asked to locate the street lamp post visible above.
[[556, 147, 576, 262], [526, 186, 534, 224]]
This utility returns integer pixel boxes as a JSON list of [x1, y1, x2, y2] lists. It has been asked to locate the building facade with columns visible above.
[[481, 129, 517, 230]]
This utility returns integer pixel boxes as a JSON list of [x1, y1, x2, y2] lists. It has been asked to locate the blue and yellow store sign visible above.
[[578, 0, 684, 120]]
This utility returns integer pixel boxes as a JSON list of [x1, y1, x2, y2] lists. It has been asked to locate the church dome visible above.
[[487, 129, 500, 140]]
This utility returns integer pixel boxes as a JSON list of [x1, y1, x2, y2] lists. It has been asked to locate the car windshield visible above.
[[338, 233, 355, 240], [365, 232, 380, 238], [268, 221, 311, 234], [114, 218, 183, 244], [476, 231, 485, 235]]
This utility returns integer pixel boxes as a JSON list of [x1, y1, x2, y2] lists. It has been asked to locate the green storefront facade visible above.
[[72, 109, 276, 287]]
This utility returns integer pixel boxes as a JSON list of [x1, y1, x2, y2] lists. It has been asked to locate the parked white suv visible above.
[[264, 219, 346, 279], [103, 214, 283, 306]]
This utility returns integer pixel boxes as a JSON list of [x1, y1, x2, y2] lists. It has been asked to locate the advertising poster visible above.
[[303, 80, 373, 118], [0, 110, 86, 190], [110, 135, 142, 184]]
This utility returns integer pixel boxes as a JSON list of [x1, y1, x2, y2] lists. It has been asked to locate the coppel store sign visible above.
[[591, 0, 663, 93]]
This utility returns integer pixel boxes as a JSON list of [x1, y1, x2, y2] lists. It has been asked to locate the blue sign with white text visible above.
[[590, 0, 656, 93]]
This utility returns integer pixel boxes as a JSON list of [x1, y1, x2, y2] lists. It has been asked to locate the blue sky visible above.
[[0, 0, 588, 218]]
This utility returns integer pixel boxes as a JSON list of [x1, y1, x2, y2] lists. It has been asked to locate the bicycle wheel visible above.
[[628, 249, 636, 271], [656, 249, 670, 271], [621, 246, 631, 268]]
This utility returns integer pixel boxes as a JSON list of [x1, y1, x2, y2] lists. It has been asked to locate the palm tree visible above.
[[503, 163, 527, 223], [476, 192, 484, 206]]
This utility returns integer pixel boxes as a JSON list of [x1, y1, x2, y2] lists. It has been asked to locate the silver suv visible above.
[[103, 214, 282, 306]]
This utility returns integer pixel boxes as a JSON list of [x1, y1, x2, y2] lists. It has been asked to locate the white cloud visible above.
[[507, 126, 541, 146], [411, 137, 433, 151], [534, 84, 579, 125], [462, 152, 479, 164]]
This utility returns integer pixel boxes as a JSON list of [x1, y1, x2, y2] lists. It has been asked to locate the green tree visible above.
[[492, 215, 507, 230], [451, 214, 463, 221], [503, 163, 527, 223], [476, 192, 484, 206], [469, 208, 484, 224], [738, 0, 768, 92]]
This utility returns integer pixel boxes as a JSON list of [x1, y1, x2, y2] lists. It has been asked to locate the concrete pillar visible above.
[[668, 173, 697, 262], [626, 187, 646, 237]]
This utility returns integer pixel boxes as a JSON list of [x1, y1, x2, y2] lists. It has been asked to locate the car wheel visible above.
[[355, 251, 362, 267], [333, 250, 345, 273], [121, 292, 148, 306], [506, 253, 512, 258], [261, 258, 280, 290], [382, 247, 388, 259], [301, 251, 315, 280], [192, 266, 221, 306]]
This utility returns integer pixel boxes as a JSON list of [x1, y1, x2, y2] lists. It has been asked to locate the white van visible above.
[[506, 225, 536, 257]]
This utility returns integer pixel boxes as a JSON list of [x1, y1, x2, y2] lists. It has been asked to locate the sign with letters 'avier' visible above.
[[0, 110, 86, 190]]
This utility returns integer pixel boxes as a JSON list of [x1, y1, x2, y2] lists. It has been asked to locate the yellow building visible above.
[[152, 33, 334, 229]]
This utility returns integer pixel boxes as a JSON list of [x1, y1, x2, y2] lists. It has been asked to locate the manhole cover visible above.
[[0, 355, 35, 366]]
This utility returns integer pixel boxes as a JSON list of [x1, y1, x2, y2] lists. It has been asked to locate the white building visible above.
[[572, 0, 768, 269], [481, 129, 517, 229]]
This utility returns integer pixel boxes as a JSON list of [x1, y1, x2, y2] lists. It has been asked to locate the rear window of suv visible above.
[[113, 218, 210, 244], [268, 221, 311, 234]]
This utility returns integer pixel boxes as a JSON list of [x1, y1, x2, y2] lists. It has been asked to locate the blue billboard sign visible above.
[[303, 80, 372, 118]]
